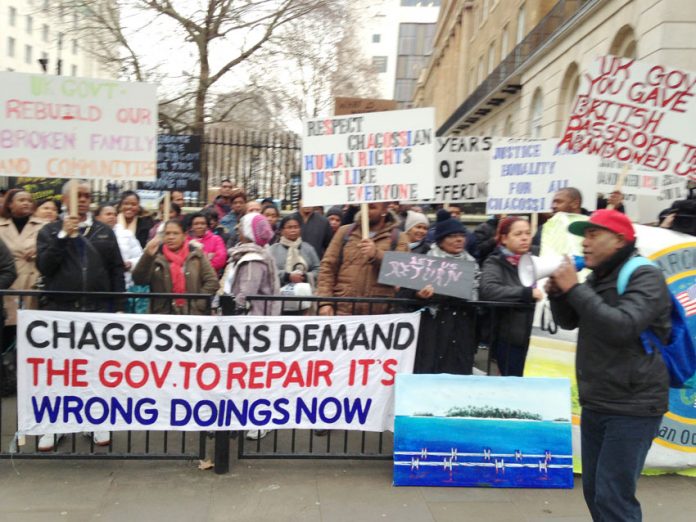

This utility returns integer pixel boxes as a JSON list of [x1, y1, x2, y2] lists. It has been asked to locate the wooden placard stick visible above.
[[361, 202, 369, 239], [530, 212, 539, 237], [607, 164, 630, 210], [163, 191, 171, 223]]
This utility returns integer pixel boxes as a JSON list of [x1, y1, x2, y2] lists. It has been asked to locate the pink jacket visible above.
[[190, 230, 227, 272]]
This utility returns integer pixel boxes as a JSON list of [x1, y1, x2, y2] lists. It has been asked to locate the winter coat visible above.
[[549, 252, 670, 417], [132, 244, 219, 315], [0, 216, 44, 324], [36, 219, 125, 311], [219, 243, 281, 316], [190, 230, 228, 272], [479, 249, 535, 347], [268, 241, 320, 286], [300, 212, 333, 259], [133, 215, 155, 248], [316, 213, 409, 315], [409, 240, 431, 255], [114, 224, 143, 288]]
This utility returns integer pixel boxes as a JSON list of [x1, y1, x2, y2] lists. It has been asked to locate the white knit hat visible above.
[[404, 210, 429, 232]]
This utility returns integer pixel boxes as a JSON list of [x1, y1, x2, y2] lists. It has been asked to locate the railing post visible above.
[[214, 431, 230, 474]]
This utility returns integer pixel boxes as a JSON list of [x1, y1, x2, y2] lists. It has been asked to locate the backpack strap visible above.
[[617, 256, 656, 295], [336, 223, 359, 269]]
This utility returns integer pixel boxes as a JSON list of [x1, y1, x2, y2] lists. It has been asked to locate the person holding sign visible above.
[[546, 210, 670, 522], [403, 210, 430, 254], [116, 191, 155, 248], [480, 217, 541, 376], [317, 203, 408, 316], [399, 209, 478, 374]]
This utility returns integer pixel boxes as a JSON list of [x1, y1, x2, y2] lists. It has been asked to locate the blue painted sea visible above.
[[394, 416, 573, 488]]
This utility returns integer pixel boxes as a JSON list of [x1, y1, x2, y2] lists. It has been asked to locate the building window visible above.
[[57, 32, 64, 50], [477, 56, 484, 84], [529, 88, 543, 138], [372, 56, 388, 73], [372, 34, 381, 43], [42, 24, 49, 42], [71, 65, 77, 76], [501, 25, 509, 60], [26, 15, 33, 34], [25, 45, 32, 65], [72, 39, 78, 54], [516, 3, 526, 44], [487, 41, 496, 74], [9, 6, 17, 26], [504, 114, 514, 136], [7, 37, 15, 57]]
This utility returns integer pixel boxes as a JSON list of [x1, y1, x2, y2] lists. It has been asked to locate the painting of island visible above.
[[393, 374, 573, 488]]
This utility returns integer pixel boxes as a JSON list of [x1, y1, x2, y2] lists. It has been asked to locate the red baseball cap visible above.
[[568, 209, 636, 242]]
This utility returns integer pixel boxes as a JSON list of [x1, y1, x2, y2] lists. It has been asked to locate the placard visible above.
[[138, 135, 201, 194], [559, 55, 696, 180], [334, 97, 398, 116], [0, 71, 157, 180], [486, 138, 598, 214], [378, 251, 477, 300], [17, 311, 419, 434], [422, 136, 491, 203], [302, 108, 436, 206]]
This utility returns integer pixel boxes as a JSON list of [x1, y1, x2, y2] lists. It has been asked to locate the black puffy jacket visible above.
[[549, 253, 670, 417]]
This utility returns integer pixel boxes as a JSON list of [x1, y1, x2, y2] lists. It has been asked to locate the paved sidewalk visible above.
[[1, 458, 694, 521]]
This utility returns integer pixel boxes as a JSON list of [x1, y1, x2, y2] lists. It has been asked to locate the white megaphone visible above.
[[518, 254, 585, 287]]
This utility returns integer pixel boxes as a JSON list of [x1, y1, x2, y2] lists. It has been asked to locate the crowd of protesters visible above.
[[0, 179, 693, 451]]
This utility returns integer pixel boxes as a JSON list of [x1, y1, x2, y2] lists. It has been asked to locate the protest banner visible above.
[[138, 135, 201, 200], [486, 138, 598, 214], [17, 311, 420, 435], [0, 71, 157, 181], [301, 108, 436, 207], [378, 251, 477, 300], [558, 55, 696, 180], [334, 97, 398, 116]]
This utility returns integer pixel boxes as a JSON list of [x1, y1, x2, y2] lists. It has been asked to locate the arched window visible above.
[[504, 114, 514, 136], [528, 88, 543, 138], [555, 62, 580, 135], [609, 25, 637, 59]]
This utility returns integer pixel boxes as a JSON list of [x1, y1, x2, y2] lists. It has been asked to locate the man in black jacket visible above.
[[36, 180, 125, 312], [546, 209, 670, 522], [298, 201, 332, 259]]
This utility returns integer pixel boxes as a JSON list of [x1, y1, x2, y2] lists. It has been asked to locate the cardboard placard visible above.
[[302, 108, 436, 206], [559, 55, 696, 180], [138, 135, 201, 195], [378, 251, 477, 300], [0, 71, 157, 180], [486, 138, 598, 214], [334, 97, 398, 116]]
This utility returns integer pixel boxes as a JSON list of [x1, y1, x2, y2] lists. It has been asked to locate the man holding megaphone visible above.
[[544, 209, 670, 522]]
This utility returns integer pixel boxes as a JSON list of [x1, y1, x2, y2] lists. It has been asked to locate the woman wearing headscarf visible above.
[[117, 190, 154, 248], [268, 214, 320, 313], [219, 212, 280, 317], [400, 209, 479, 374], [403, 210, 430, 254], [479, 216, 542, 376], [132, 220, 219, 315]]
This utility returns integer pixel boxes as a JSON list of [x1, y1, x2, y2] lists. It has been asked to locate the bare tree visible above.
[[53, 0, 328, 193]]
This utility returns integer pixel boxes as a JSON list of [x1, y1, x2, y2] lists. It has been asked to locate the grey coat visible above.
[[549, 254, 670, 417], [268, 241, 320, 285]]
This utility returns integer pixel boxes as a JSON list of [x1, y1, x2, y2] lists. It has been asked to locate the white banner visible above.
[[0, 71, 157, 180], [301, 108, 435, 206], [17, 311, 419, 435], [559, 55, 696, 180], [486, 138, 599, 214]]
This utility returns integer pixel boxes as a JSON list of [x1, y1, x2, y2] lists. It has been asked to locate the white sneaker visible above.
[[38, 433, 64, 451], [245, 429, 270, 440], [92, 431, 111, 446]]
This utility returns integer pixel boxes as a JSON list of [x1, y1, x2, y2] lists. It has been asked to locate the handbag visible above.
[[279, 282, 313, 311]]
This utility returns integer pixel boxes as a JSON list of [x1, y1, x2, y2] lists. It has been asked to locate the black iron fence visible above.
[[0, 290, 532, 473]]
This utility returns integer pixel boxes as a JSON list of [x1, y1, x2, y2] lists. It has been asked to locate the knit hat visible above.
[[434, 209, 466, 242], [240, 212, 274, 246], [326, 206, 343, 220], [404, 210, 429, 232]]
